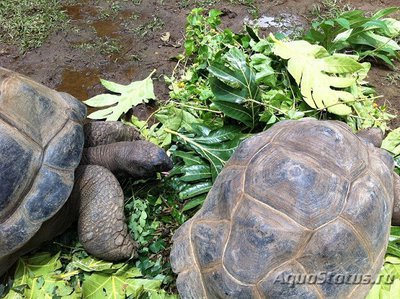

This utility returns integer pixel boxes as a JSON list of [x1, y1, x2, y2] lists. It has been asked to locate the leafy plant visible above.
[[272, 37, 365, 115], [208, 47, 260, 127], [366, 228, 400, 298], [84, 70, 156, 121], [3, 251, 176, 299], [304, 7, 400, 67], [382, 127, 400, 174]]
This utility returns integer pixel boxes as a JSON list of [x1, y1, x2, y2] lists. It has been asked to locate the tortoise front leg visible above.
[[71, 165, 138, 261], [393, 173, 400, 226]]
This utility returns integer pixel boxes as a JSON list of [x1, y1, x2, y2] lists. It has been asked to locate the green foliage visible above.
[[382, 127, 400, 157], [382, 127, 400, 175], [304, 7, 400, 67], [366, 227, 400, 298], [4, 252, 78, 299], [209, 47, 260, 127], [84, 70, 156, 121], [272, 37, 366, 115], [4, 250, 176, 298], [131, 7, 395, 221], [0, 0, 69, 52]]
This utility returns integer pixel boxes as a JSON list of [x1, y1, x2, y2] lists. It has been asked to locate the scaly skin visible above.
[[73, 165, 138, 260], [0, 122, 172, 277], [81, 140, 173, 178], [83, 121, 142, 147]]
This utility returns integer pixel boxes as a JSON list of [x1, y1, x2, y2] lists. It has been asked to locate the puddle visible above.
[[63, 3, 98, 21], [63, 5, 83, 20], [92, 19, 120, 38], [57, 69, 100, 101], [244, 13, 305, 37]]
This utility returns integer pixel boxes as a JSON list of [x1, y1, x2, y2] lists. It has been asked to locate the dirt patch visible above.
[[0, 0, 398, 126]]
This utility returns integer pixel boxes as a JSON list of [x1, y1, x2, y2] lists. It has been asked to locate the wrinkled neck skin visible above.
[[81, 143, 119, 173], [80, 141, 173, 179]]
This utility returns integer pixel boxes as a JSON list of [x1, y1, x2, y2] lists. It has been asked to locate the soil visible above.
[[0, 0, 399, 126]]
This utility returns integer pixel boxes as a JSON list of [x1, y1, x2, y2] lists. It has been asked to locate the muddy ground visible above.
[[0, 0, 399, 126]]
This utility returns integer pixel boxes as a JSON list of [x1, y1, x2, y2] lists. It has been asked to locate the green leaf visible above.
[[350, 31, 400, 52], [212, 100, 255, 128], [250, 53, 277, 86], [167, 125, 244, 180], [332, 29, 353, 43], [84, 70, 156, 121], [382, 128, 400, 156], [379, 18, 400, 37], [82, 272, 140, 299], [193, 127, 241, 144], [173, 150, 204, 166], [372, 7, 400, 20], [208, 63, 246, 89], [182, 195, 206, 212], [208, 47, 260, 127], [366, 254, 400, 298], [179, 181, 213, 200], [272, 37, 364, 115], [81, 265, 176, 299], [9, 252, 77, 298], [335, 18, 351, 29], [209, 76, 248, 104], [181, 165, 212, 182], [70, 256, 127, 273], [83, 94, 119, 107], [156, 106, 199, 132], [98, 78, 131, 93]]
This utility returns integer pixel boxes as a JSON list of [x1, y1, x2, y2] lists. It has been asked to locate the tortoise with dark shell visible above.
[[0, 67, 172, 275], [171, 118, 400, 299]]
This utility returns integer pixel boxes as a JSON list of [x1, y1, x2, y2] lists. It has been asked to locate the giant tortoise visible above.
[[0, 67, 172, 276], [171, 118, 400, 299]]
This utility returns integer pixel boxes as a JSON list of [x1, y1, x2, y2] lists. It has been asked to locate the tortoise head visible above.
[[115, 140, 173, 179]]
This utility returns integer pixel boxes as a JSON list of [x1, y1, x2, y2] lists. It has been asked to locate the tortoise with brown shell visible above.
[[171, 118, 400, 299]]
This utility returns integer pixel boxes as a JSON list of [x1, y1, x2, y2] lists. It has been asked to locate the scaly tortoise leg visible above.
[[71, 165, 138, 260]]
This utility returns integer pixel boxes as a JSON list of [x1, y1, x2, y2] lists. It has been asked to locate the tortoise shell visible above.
[[0, 67, 86, 258], [171, 118, 394, 299]]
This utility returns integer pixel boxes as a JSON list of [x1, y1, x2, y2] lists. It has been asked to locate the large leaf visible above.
[[208, 47, 260, 127], [180, 165, 212, 182], [82, 264, 177, 299], [6, 252, 78, 299], [84, 70, 156, 121], [186, 132, 243, 179], [212, 95, 255, 127], [156, 106, 199, 132], [304, 7, 400, 66], [349, 31, 400, 52], [272, 37, 363, 115], [70, 256, 127, 273]]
